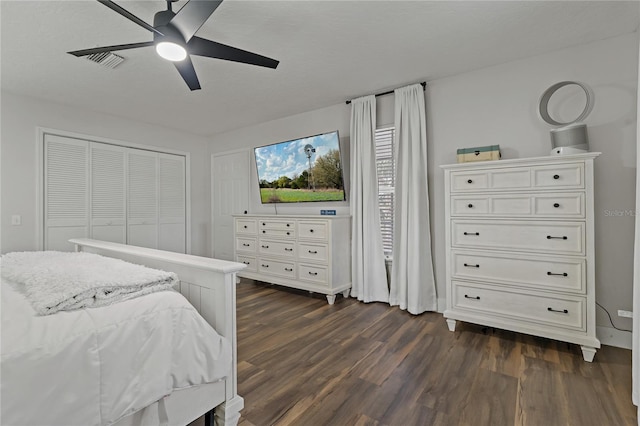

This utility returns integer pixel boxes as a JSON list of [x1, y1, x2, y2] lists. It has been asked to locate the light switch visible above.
[[11, 215, 21, 226]]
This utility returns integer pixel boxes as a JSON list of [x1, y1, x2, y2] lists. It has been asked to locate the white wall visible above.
[[1, 93, 212, 256], [210, 33, 638, 344], [210, 103, 352, 216]]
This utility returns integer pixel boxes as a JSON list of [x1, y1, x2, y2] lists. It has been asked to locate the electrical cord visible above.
[[596, 302, 632, 333]]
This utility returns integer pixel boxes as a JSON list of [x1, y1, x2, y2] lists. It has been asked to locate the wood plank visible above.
[[193, 280, 637, 426]]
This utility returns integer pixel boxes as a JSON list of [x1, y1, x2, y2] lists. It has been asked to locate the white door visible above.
[[90, 143, 126, 244], [44, 134, 89, 251], [212, 150, 250, 260], [158, 153, 186, 253], [127, 150, 158, 249]]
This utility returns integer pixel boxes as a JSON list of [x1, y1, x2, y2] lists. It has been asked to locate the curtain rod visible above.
[[345, 81, 427, 105]]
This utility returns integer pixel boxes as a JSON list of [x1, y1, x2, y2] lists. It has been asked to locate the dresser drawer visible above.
[[451, 220, 585, 255], [451, 171, 489, 192], [236, 237, 256, 253], [533, 193, 584, 217], [452, 250, 585, 293], [258, 239, 295, 257], [236, 255, 257, 272], [298, 242, 329, 263], [452, 192, 585, 218], [453, 195, 529, 216], [532, 163, 584, 189], [298, 221, 328, 240], [260, 228, 296, 238], [236, 219, 257, 234], [258, 219, 296, 230], [258, 258, 296, 278], [452, 281, 585, 331], [451, 168, 531, 192], [299, 263, 329, 285]]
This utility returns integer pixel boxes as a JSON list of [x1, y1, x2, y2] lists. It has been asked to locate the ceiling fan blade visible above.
[[170, 0, 223, 42], [97, 0, 163, 36], [188, 36, 279, 69], [174, 56, 201, 91], [68, 41, 155, 57]]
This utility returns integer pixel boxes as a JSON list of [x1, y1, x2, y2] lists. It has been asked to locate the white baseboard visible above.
[[596, 325, 632, 349]]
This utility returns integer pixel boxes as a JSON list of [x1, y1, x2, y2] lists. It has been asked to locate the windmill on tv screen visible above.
[[254, 131, 345, 204]]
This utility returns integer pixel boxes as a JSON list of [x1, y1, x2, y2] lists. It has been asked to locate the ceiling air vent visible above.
[[84, 52, 125, 69]]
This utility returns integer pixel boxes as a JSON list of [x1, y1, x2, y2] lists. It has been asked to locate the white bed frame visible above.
[[70, 238, 246, 426]]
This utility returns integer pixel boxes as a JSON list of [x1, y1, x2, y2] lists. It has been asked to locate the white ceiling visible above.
[[1, 1, 638, 138]]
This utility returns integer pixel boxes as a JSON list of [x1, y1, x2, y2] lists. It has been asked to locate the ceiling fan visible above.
[[68, 0, 279, 90]]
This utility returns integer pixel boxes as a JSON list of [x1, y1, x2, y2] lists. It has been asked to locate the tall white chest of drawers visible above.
[[233, 214, 351, 304], [441, 153, 600, 361]]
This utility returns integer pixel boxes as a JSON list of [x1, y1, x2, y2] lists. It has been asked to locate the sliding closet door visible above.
[[127, 150, 158, 249], [90, 143, 126, 243], [44, 135, 89, 251], [158, 153, 186, 253]]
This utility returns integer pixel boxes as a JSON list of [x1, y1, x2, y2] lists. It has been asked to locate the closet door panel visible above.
[[127, 150, 158, 249], [158, 153, 186, 253], [44, 135, 89, 250], [90, 143, 126, 244]]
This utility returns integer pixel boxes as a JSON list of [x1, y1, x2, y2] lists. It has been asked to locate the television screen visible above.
[[254, 130, 346, 204]]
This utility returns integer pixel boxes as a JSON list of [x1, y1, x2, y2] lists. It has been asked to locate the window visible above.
[[375, 126, 395, 256]]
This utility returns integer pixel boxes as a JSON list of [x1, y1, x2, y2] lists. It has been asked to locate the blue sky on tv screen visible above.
[[255, 131, 340, 182]]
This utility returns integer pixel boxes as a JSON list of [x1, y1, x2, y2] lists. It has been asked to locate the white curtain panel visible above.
[[632, 31, 640, 424], [349, 95, 390, 303], [389, 84, 437, 314]]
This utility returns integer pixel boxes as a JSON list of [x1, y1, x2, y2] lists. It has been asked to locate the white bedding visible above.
[[1, 278, 232, 426]]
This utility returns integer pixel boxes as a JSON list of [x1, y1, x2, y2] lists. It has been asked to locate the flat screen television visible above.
[[254, 130, 346, 204]]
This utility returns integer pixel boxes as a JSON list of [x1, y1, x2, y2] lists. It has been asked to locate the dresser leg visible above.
[[342, 289, 350, 298], [446, 319, 456, 332], [326, 294, 336, 305], [580, 345, 597, 362]]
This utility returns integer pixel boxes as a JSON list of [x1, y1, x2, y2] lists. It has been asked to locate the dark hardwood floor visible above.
[[204, 280, 636, 426]]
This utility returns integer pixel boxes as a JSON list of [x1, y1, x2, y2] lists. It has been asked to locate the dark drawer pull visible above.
[[261, 264, 269, 268], [284, 267, 293, 272], [286, 231, 291, 235], [262, 230, 266, 233], [308, 250, 318, 254], [468, 204, 473, 208], [464, 232, 480, 236], [553, 203, 560, 208], [547, 307, 568, 314], [261, 245, 269, 248], [243, 261, 250, 265], [243, 225, 248, 229], [309, 229, 314, 233], [262, 222, 266, 226], [242, 243, 250, 247], [547, 272, 568, 277], [284, 248, 293, 252], [464, 294, 480, 300], [308, 271, 318, 276], [546, 235, 567, 240], [553, 174, 560, 180], [464, 263, 480, 268], [467, 179, 473, 184], [286, 223, 290, 227]]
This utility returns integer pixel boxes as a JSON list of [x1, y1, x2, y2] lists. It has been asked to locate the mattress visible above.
[[1, 278, 232, 426]]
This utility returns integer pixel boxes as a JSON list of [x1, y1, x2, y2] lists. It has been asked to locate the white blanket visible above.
[[1, 251, 178, 315], [1, 277, 232, 426]]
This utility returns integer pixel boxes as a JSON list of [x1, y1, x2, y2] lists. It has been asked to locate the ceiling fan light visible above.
[[156, 42, 187, 61]]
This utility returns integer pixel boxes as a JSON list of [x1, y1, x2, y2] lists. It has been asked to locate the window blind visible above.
[[375, 127, 395, 255]]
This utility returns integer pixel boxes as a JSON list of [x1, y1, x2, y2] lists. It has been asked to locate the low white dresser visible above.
[[233, 214, 351, 304], [441, 152, 600, 361]]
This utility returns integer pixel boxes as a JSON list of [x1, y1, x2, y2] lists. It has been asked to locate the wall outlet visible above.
[[618, 310, 633, 318]]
